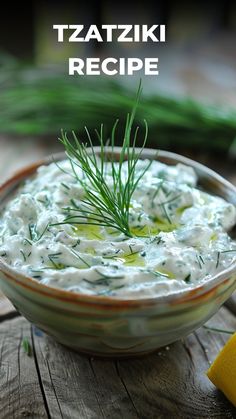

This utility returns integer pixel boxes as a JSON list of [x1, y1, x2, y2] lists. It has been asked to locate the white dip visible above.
[[0, 159, 236, 298]]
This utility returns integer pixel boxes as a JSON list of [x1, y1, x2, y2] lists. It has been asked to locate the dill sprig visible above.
[[22, 338, 32, 356], [203, 325, 234, 335], [28, 222, 49, 243], [216, 249, 236, 268], [56, 82, 152, 238]]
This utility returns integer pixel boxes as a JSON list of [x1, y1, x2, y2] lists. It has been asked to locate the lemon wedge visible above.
[[207, 332, 236, 406]]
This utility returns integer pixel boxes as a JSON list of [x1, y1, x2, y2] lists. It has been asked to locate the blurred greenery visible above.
[[1, 56, 236, 154]]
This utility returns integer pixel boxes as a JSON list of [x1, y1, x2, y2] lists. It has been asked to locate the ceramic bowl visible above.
[[0, 149, 236, 357]]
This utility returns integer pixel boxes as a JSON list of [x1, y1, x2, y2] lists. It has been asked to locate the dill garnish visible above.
[[220, 249, 236, 254], [83, 270, 125, 287], [151, 179, 164, 206], [54, 82, 153, 238], [28, 223, 49, 243], [20, 249, 27, 262], [196, 254, 203, 269], [61, 182, 70, 190], [71, 238, 81, 248], [48, 253, 63, 269], [199, 255, 205, 265], [23, 238, 32, 246], [97, 284, 125, 296], [160, 203, 172, 225], [70, 248, 91, 268]]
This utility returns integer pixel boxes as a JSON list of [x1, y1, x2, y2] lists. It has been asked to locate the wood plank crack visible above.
[[193, 331, 211, 364], [31, 325, 51, 419], [0, 317, 48, 418], [45, 357, 64, 419], [115, 360, 140, 418]]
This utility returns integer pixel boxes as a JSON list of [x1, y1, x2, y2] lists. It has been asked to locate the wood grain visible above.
[[0, 317, 48, 418], [115, 308, 236, 418], [32, 329, 139, 419], [0, 308, 235, 418]]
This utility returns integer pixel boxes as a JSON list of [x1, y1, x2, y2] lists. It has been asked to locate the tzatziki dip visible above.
[[0, 158, 236, 298]]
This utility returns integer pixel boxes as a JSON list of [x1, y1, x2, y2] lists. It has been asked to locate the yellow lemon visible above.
[[207, 332, 236, 406]]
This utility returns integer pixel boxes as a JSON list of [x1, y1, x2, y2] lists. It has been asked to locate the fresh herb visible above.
[[2, 65, 236, 155], [196, 254, 203, 269], [83, 270, 124, 287], [20, 249, 27, 262], [53, 82, 153, 238], [70, 248, 91, 268], [184, 273, 191, 283], [83, 277, 110, 287], [61, 182, 71, 190], [22, 338, 32, 356], [216, 249, 236, 269], [134, 225, 146, 232], [48, 252, 63, 269], [152, 270, 170, 278], [151, 179, 164, 207], [216, 251, 220, 268], [94, 268, 124, 281], [28, 223, 37, 241], [23, 238, 32, 246], [37, 196, 50, 208], [160, 203, 172, 225], [203, 325, 234, 335], [128, 245, 134, 254], [199, 255, 205, 265], [71, 238, 81, 248], [158, 194, 182, 207], [97, 284, 125, 296], [48, 252, 62, 258], [220, 249, 236, 254], [154, 236, 164, 245], [28, 223, 49, 243], [29, 268, 44, 273]]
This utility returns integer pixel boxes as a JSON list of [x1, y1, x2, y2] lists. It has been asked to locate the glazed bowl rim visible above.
[[0, 147, 236, 308]]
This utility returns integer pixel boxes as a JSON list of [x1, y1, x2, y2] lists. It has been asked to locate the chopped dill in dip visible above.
[[0, 158, 236, 298]]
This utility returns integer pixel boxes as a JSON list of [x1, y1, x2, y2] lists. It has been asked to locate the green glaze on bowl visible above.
[[0, 149, 236, 357]]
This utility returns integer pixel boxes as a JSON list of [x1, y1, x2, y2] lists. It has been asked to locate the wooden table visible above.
[[0, 136, 236, 418]]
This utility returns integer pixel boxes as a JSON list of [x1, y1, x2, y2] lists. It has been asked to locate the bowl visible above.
[[0, 149, 236, 358]]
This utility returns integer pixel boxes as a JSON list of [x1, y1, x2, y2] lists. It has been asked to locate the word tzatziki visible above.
[[0, 159, 236, 298]]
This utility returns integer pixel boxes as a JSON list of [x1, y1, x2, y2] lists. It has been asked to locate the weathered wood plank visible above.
[[115, 306, 236, 418], [32, 326, 139, 419], [0, 306, 235, 419], [0, 317, 48, 418]]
